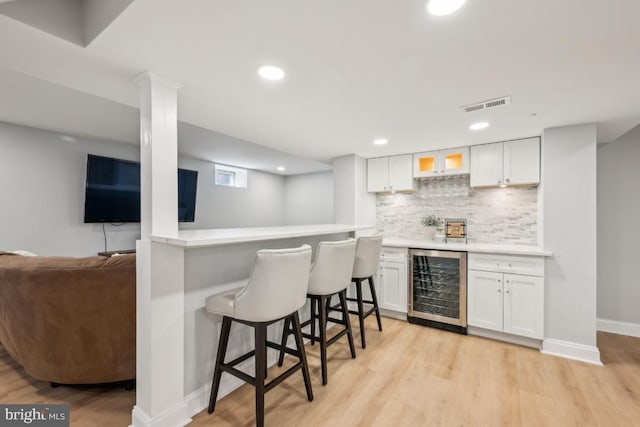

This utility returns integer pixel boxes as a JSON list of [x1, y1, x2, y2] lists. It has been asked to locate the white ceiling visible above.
[[1, 0, 639, 166]]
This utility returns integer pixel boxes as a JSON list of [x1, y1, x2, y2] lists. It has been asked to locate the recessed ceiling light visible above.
[[277, 166, 286, 171], [373, 138, 388, 145], [470, 122, 490, 131], [59, 135, 77, 142], [258, 65, 285, 81], [427, 0, 466, 16]]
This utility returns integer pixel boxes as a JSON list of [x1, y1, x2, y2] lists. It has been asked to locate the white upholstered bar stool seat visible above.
[[278, 239, 357, 385], [205, 245, 314, 427], [348, 234, 384, 349]]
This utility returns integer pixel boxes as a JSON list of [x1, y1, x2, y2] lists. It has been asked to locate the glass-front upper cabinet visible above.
[[413, 147, 469, 178]]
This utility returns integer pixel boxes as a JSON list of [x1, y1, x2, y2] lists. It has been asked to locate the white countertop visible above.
[[151, 224, 374, 248], [383, 238, 552, 256]]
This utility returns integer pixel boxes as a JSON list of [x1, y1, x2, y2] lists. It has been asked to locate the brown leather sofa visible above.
[[0, 252, 136, 384]]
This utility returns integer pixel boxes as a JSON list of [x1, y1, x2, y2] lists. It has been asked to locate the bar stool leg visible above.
[[339, 290, 357, 359], [208, 316, 232, 414], [277, 317, 290, 367], [254, 323, 267, 427], [318, 295, 328, 385], [355, 279, 367, 349], [368, 276, 383, 332], [292, 311, 314, 402], [310, 297, 317, 345]]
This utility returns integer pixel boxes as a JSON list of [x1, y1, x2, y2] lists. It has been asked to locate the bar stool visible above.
[[348, 234, 383, 349], [205, 245, 313, 427], [277, 239, 357, 385]]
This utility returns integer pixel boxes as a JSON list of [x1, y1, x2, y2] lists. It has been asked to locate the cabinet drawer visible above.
[[381, 247, 407, 262], [468, 253, 544, 276]]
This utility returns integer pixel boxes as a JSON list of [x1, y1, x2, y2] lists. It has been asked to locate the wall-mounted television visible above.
[[83, 154, 198, 223]]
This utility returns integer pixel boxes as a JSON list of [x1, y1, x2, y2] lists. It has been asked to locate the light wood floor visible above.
[[2, 318, 639, 426], [0, 346, 135, 426]]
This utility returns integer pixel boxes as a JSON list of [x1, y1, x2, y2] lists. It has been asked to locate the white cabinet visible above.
[[467, 270, 503, 332], [367, 154, 413, 193], [373, 248, 408, 314], [367, 157, 389, 192], [467, 253, 544, 340], [470, 137, 540, 187], [413, 146, 469, 178]]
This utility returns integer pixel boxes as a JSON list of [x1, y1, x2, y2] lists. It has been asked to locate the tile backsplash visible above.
[[376, 175, 538, 245]]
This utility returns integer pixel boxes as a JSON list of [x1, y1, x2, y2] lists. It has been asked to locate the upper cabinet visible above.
[[470, 137, 540, 188], [413, 147, 469, 178], [367, 154, 414, 193]]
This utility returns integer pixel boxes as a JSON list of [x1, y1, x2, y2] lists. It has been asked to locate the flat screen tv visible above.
[[83, 154, 198, 223]]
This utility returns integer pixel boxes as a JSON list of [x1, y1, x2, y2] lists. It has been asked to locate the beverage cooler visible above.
[[408, 249, 467, 334]]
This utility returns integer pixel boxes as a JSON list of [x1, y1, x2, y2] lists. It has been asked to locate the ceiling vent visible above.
[[462, 96, 511, 113]]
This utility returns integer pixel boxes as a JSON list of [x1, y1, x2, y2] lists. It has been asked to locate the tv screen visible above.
[[83, 154, 198, 223]]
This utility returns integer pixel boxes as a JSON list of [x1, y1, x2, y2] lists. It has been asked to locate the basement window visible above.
[[214, 164, 247, 188]]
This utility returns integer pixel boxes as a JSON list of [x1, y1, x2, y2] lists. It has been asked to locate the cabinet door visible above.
[[470, 143, 503, 187], [413, 151, 440, 178], [503, 274, 544, 339], [388, 154, 414, 192], [440, 147, 470, 175], [378, 260, 408, 313], [503, 138, 540, 186], [367, 157, 389, 192], [467, 270, 503, 332]]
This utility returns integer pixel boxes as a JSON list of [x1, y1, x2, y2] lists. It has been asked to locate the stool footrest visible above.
[[223, 349, 255, 368], [345, 297, 375, 305], [265, 362, 303, 393]]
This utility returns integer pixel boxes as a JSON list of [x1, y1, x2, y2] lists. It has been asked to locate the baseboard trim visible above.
[[468, 326, 541, 349], [597, 318, 640, 338], [542, 338, 603, 366], [379, 308, 407, 321], [130, 403, 191, 427]]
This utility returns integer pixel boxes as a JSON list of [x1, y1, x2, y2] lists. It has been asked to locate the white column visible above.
[[131, 73, 191, 427], [332, 154, 376, 228], [541, 123, 602, 365]]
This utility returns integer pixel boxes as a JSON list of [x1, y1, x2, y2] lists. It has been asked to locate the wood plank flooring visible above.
[[0, 346, 135, 426], [1, 317, 639, 426]]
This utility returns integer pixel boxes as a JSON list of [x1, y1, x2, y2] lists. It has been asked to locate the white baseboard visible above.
[[597, 318, 640, 338], [541, 338, 603, 366], [130, 403, 191, 427], [467, 327, 542, 349], [379, 308, 407, 321]]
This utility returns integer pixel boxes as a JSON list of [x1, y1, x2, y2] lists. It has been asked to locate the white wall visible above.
[[283, 171, 334, 225], [179, 157, 285, 230], [333, 154, 376, 226], [542, 124, 600, 364], [0, 121, 287, 256], [597, 124, 640, 326], [0, 121, 140, 256]]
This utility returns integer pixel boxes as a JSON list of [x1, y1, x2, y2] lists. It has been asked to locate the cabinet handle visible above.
[[498, 279, 501, 282], [497, 180, 502, 184], [441, 169, 445, 173], [434, 170, 439, 174], [508, 263, 512, 267], [506, 178, 511, 183], [497, 288, 502, 293], [389, 186, 393, 190]]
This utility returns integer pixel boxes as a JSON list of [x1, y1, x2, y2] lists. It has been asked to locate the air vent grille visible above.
[[462, 96, 511, 113]]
